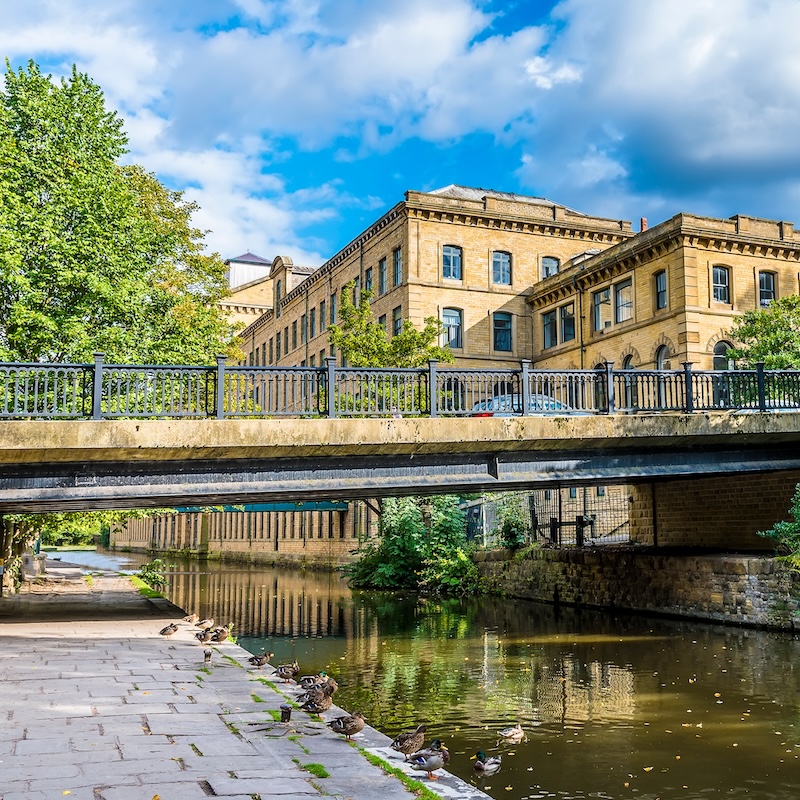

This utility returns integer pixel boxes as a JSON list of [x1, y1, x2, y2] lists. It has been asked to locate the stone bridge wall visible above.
[[474, 548, 800, 629]]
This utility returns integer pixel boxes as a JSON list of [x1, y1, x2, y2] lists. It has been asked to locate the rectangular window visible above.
[[442, 245, 462, 280], [310, 355, 315, 367], [275, 279, 282, 319], [615, 278, 633, 323], [542, 256, 560, 279], [284, 327, 289, 354], [378, 258, 387, 294], [568, 487, 577, 499], [254, 347, 260, 366], [392, 306, 402, 336], [248, 351, 254, 366], [713, 266, 730, 304], [560, 303, 575, 342], [364, 267, 373, 294], [320, 349, 326, 365], [493, 311, 512, 351], [319, 300, 326, 332], [655, 270, 667, 310], [759, 271, 775, 307], [261, 343, 266, 365], [276, 333, 282, 361], [442, 308, 462, 349], [268, 338, 274, 364], [593, 287, 612, 332], [492, 251, 512, 285], [330, 293, 337, 324], [309, 308, 316, 339], [597, 486, 606, 497], [542, 310, 557, 349], [300, 314, 307, 345], [393, 248, 402, 286], [378, 314, 387, 332], [292, 321, 298, 350]]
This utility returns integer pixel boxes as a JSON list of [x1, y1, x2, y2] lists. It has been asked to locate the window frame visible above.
[[319, 300, 326, 332], [542, 309, 557, 350], [654, 270, 667, 310], [542, 256, 560, 279], [492, 251, 512, 285], [442, 307, 463, 349], [442, 245, 462, 281], [712, 265, 730, 304], [378, 258, 387, 294], [759, 271, 776, 307], [392, 305, 402, 337], [560, 302, 575, 343], [592, 287, 612, 332], [493, 311, 513, 352], [615, 278, 633, 324], [364, 267, 373, 294], [393, 247, 402, 287]]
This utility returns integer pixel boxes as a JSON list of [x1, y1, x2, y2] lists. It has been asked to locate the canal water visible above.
[[61, 551, 800, 799]]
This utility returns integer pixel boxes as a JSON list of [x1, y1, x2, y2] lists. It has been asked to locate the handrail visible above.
[[0, 355, 798, 420]]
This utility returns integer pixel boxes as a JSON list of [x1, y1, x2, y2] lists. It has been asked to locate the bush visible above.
[[759, 484, 800, 568], [137, 559, 171, 592]]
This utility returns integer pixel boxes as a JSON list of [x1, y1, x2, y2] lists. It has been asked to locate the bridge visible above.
[[1, 357, 799, 512]]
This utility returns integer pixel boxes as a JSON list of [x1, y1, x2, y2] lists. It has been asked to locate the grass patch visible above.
[[251, 693, 265, 703], [221, 653, 244, 668], [266, 709, 282, 722], [288, 734, 311, 755], [128, 575, 163, 599], [199, 666, 211, 675], [356, 746, 441, 800], [223, 720, 240, 735], [83, 574, 94, 588], [195, 674, 204, 682], [190, 743, 203, 756], [301, 762, 330, 779]]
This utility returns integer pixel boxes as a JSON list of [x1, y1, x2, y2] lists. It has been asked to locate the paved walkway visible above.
[[0, 560, 490, 800]]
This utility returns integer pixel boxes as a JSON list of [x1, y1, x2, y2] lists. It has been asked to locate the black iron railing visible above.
[[0, 354, 798, 420]]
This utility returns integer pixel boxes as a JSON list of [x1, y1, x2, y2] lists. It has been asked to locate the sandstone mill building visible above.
[[111, 185, 800, 565]]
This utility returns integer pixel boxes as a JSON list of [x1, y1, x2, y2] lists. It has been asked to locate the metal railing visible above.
[[0, 354, 798, 420]]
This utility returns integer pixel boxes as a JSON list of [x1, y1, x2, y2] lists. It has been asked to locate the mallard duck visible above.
[[247, 651, 275, 668], [210, 624, 233, 643], [408, 739, 450, 780], [328, 711, 365, 740], [196, 618, 214, 628], [183, 613, 199, 624], [275, 659, 300, 683], [300, 693, 332, 714], [498, 723, 525, 743], [298, 672, 325, 689], [391, 724, 427, 760], [195, 628, 213, 644], [473, 751, 502, 775], [159, 623, 179, 638]]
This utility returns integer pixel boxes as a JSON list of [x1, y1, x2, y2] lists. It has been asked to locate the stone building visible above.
[[110, 186, 800, 564]]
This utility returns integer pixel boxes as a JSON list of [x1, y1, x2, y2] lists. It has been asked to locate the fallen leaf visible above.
[[644, 766, 654, 772]]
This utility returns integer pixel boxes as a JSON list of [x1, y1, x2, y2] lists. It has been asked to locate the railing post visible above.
[[682, 362, 694, 413], [428, 359, 438, 418], [520, 359, 531, 416], [756, 361, 767, 412], [92, 353, 104, 420], [604, 361, 615, 414], [215, 355, 227, 420], [326, 357, 337, 419]]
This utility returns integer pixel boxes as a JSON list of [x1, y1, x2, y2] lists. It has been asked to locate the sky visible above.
[[3, 0, 800, 267]]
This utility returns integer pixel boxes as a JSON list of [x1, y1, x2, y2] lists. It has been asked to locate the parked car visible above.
[[470, 393, 579, 417]]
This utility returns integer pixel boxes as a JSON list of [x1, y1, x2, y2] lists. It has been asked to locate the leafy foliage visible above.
[[493, 494, 532, 549], [328, 282, 453, 368], [759, 485, 800, 569], [345, 496, 484, 595], [727, 296, 800, 369], [137, 559, 171, 592]]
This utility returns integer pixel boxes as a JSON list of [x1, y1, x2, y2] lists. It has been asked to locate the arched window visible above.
[[621, 355, 637, 410], [655, 345, 671, 370], [713, 341, 733, 370], [542, 256, 560, 279], [442, 308, 463, 349], [442, 245, 462, 280]]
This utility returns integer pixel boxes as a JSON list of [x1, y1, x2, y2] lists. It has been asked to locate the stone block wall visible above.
[[474, 548, 800, 629]]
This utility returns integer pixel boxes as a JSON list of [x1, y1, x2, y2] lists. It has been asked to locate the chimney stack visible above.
[[640, 217, 648, 232]]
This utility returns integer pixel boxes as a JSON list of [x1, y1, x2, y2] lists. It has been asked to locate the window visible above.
[[275, 279, 282, 319], [713, 266, 730, 304], [655, 270, 667, 310], [309, 308, 316, 339], [292, 321, 297, 350], [542, 256, 560, 279], [713, 341, 733, 370], [378, 258, 387, 294], [392, 306, 402, 336], [596, 486, 606, 497], [568, 487, 577, 499], [352, 276, 361, 302], [615, 278, 633, 323], [300, 314, 307, 345], [378, 314, 387, 332], [442, 245, 462, 280], [330, 293, 337, 324], [655, 345, 671, 370], [319, 300, 326, 332], [393, 248, 402, 287], [276, 333, 282, 361], [261, 343, 266, 366], [759, 271, 775, 307], [442, 308, 463, 349], [492, 251, 512, 285], [320, 349, 326, 365], [592, 287, 612, 331], [560, 303, 575, 343], [283, 327, 289, 354], [310, 355, 315, 367], [364, 267, 373, 294], [542, 310, 557, 349], [493, 312, 512, 351], [268, 338, 274, 364]]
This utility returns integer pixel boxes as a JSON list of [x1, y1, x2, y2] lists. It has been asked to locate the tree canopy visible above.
[[727, 295, 800, 369], [327, 281, 454, 368], [0, 60, 239, 364]]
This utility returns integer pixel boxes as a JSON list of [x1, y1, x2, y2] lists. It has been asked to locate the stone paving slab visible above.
[[0, 571, 492, 800]]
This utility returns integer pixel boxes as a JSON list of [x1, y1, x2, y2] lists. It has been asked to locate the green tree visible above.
[[0, 61, 241, 590], [758, 486, 800, 569], [328, 281, 453, 368], [727, 296, 800, 369]]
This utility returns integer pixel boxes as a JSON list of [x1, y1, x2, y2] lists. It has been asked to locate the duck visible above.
[[183, 613, 199, 624], [195, 628, 213, 644], [298, 672, 325, 689], [391, 724, 427, 760], [210, 624, 233, 643], [196, 618, 214, 628], [300, 693, 333, 714], [473, 751, 502, 775], [159, 623, 179, 638], [247, 651, 275, 668], [275, 660, 300, 683], [327, 711, 365, 740], [498, 723, 525, 743], [408, 739, 450, 780]]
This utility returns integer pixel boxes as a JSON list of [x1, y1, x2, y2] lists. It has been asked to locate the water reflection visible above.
[[70, 552, 800, 800]]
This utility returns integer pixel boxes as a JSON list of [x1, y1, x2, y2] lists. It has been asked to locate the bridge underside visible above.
[[3, 444, 800, 513]]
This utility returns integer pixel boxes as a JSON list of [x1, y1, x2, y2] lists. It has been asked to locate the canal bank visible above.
[[475, 546, 800, 630], [0, 561, 488, 800]]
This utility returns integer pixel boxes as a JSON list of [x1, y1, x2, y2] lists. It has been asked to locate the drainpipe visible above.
[[572, 274, 585, 369]]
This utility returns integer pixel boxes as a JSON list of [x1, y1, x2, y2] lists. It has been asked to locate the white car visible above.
[[471, 393, 579, 417]]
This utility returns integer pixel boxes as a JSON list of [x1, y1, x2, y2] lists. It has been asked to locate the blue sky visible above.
[[4, 0, 800, 266]]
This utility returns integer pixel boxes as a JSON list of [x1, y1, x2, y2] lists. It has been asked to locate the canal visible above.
[[63, 550, 800, 799]]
